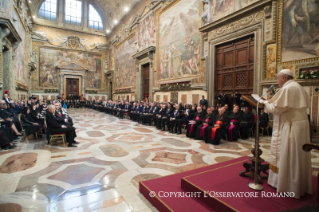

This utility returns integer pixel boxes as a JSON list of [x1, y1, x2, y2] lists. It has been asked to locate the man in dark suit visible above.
[[119, 101, 131, 119], [199, 95, 208, 110], [168, 104, 184, 133], [46, 105, 78, 147], [54, 102, 73, 126], [14, 102, 24, 114], [161, 104, 174, 131]]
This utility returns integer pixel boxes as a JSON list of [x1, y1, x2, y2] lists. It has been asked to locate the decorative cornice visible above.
[[199, 0, 272, 32], [0, 18, 22, 43], [132, 46, 156, 59]]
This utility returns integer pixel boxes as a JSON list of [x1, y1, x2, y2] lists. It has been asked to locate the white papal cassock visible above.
[[264, 80, 312, 199]]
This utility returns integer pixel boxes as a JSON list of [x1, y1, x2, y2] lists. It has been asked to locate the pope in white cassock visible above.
[[260, 69, 312, 199]]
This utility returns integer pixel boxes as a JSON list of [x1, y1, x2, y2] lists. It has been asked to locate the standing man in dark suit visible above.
[[199, 95, 208, 110], [46, 105, 78, 147]]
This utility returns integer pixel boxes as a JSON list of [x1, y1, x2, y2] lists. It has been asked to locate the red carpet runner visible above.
[[140, 156, 318, 212]]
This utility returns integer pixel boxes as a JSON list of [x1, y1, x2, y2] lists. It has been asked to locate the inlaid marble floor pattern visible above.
[[0, 109, 318, 212]]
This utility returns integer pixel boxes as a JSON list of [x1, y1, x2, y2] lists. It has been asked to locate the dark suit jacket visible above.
[[46, 112, 62, 141], [15, 105, 23, 114], [199, 99, 208, 108]]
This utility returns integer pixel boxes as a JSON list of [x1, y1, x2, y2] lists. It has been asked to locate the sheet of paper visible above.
[[251, 94, 261, 102]]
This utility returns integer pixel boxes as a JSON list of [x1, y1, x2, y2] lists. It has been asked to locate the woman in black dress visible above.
[[0, 129, 16, 149], [21, 107, 42, 136], [30, 103, 45, 125]]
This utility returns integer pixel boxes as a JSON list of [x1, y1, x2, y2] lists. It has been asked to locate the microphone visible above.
[[266, 85, 274, 93]]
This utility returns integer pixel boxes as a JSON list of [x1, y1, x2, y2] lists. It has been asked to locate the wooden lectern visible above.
[[239, 95, 269, 184]]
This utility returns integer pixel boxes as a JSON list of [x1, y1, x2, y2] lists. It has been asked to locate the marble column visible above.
[[83, 0, 88, 29], [82, 75, 85, 95], [59, 74, 64, 96], [2, 44, 15, 99], [0, 27, 10, 99]]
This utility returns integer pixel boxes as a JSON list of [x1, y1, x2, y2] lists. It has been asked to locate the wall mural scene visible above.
[[39, 48, 102, 88], [138, 12, 155, 51], [33, 25, 107, 50], [159, 0, 200, 80], [115, 35, 136, 88], [201, 0, 258, 25], [1, 0, 12, 19], [281, 0, 319, 62], [13, 11, 27, 85]]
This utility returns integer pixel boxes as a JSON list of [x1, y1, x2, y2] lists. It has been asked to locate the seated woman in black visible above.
[[204, 107, 229, 145], [195, 107, 214, 140], [21, 107, 42, 136], [30, 103, 45, 125], [0, 129, 16, 149]]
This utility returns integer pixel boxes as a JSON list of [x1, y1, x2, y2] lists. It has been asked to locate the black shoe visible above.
[[161, 129, 165, 131], [74, 142, 80, 144], [68, 144, 77, 147], [177, 132, 181, 134]]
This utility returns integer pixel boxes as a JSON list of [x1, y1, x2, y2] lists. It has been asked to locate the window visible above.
[[89, 5, 103, 30], [65, 0, 82, 26], [38, 0, 57, 21]]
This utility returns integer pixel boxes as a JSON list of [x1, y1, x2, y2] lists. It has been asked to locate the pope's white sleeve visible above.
[[264, 102, 288, 116]]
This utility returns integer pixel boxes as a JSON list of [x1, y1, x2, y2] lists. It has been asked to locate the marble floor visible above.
[[0, 108, 318, 212]]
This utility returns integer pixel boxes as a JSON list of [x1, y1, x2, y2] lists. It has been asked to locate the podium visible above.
[[239, 95, 269, 184]]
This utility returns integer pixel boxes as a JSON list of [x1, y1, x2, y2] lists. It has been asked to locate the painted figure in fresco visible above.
[[283, 0, 319, 51], [202, 0, 211, 25], [183, 38, 199, 74]]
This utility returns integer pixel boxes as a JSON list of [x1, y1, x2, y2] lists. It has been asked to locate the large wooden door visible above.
[[66, 78, 79, 96], [143, 64, 150, 98], [215, 35, 254, 105]]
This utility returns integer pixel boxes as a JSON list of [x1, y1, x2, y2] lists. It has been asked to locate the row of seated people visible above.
[[91, 100, 269, 145], [0, 98, 78, 149]]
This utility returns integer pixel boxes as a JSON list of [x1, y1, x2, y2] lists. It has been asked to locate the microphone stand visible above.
[[248, 87, 272, 191]]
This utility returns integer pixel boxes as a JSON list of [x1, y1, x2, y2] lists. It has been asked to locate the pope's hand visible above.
[[259, 99, 264, 104]]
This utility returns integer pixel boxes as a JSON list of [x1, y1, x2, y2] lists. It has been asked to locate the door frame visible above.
[[207, 24, 263, 106], [64, 75, 81, 96]]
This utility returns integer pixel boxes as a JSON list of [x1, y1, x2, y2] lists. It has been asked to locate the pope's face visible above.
[[276, 73, 285, 87]]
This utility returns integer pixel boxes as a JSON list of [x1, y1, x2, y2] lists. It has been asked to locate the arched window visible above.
[[38, 0, 57, 21], [65, 0, 82, 26], [89, 4, 103, 30]]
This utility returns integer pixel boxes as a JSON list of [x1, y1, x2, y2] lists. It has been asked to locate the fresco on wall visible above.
[[39, 48, 102, 88], [138, 12, 155, 51], [2, 0, 12, 19], [115, 35, 136, 88], [13, 12, 27, 84], [205, 0, 258, 23], [281, 0, 319, 62], [33, 25, 107, 50], [159, 0, 200, 80]]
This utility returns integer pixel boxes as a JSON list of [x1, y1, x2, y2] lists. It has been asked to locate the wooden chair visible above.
[[124, 112, 129, 119], [182, 123, 187, 133], [49, 133, 67, 145], [45, 120, 66, 145]]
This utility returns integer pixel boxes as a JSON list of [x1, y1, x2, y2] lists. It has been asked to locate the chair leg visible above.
[[49, 136, 52, 145]]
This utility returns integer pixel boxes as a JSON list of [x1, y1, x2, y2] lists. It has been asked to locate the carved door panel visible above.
[[215, 35, 254, 107], [192, 94, 199, 105], [181, 94, 187, 105], [66, 78, 79, 96], [143, 65, 150, 97]]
